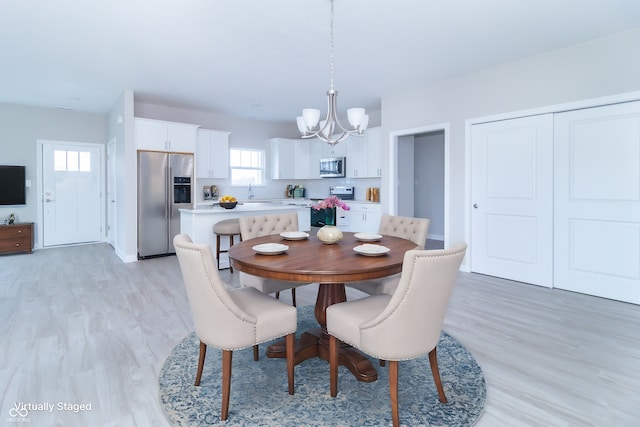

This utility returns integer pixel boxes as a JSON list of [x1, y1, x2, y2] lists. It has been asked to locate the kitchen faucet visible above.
[[248, 182, 254, 199]]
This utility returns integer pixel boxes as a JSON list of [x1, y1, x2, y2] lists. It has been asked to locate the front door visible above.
[[42, 142, 103, 247], [471, 114, 554, 287]]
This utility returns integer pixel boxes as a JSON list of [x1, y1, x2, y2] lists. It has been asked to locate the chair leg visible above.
[[329, 335, 338, 397], [215, 235, 221, 270], [286, 333, 295, 395], [195, 341, 207, 386], [291, 288, 297, 307], [389, 360, 399, 427], [429, 347, 448, 403], [253, 344, 259, 361], [229, 235, 234, 273], [221, 350, 233, 421], [379, 359, 386, 367], [275, 291, 280, 300]]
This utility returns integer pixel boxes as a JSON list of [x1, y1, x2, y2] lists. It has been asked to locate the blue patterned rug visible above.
[[159, 306, 485, 426]]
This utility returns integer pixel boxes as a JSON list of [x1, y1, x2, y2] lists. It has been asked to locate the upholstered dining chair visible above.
[[347, 214, 430, 295], [238, 213, 310, 307], [173, 234, 296, 421], [327, 243, 467, 427]]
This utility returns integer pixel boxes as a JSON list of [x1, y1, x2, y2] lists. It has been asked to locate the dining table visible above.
[[228, 231, 417, 383]]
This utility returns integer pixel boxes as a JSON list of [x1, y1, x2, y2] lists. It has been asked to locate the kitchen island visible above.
[[180, 202, 311, 269]]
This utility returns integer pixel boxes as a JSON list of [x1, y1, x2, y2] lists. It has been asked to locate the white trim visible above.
[[389, 122, 451, 249], [464, 90, 640, 274], [36, 139, 106, 249], [107, 138, 117, 248]]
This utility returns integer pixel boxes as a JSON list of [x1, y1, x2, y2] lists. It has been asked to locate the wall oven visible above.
[[320, 157, 346, 178]]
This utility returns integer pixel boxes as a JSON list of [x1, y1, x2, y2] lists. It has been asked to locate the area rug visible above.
[[159, 306, 485, 426]]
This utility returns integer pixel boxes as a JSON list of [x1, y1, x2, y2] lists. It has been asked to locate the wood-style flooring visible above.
[[0, 243, 638, 426]]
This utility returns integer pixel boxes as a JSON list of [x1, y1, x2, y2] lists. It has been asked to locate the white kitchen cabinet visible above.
[[344, 127, 383, 178], [270, 138, 296, 179], [135, 117, 199, 153], [196, 129, 231, 179], [367, 127, 383, 177], [347, 202, 382, 233], [272, 138, 323, 180], [308, 140, 323, 179], [294, 139, 312, 179], [345, 134, 368, 178], [322, 139, 346, 158]]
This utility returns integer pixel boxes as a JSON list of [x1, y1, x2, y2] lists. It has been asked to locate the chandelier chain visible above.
[[329, 0, 335, 91], [296, 0, 368, 145]]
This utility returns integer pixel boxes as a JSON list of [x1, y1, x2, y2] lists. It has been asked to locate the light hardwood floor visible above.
[[1, 243, 638, 426]]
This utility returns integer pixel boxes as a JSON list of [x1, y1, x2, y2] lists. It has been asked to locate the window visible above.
[[230, 148, 265, 186], [54, 150, 91, 172]]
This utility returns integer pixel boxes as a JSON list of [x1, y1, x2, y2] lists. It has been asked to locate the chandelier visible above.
[[296, 0, 368, 146]]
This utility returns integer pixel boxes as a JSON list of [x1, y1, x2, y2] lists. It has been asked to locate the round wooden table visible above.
[[229, 231, 417, 382]]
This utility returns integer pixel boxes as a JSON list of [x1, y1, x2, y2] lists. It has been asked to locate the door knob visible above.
[[45, 198, 55, 203], [473, 204, 478, 208]]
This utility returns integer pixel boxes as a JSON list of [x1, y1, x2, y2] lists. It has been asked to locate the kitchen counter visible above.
[[180, 203, 310, 269]]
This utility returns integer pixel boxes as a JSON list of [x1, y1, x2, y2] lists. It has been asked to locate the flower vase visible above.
[[324, 207, 336, 226]]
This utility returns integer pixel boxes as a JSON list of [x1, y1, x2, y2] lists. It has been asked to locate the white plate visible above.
[[354, 232, 383, 242], [252, 243, 289, 255], [280, 231, 309, 240], [353, 244, 390, 256]]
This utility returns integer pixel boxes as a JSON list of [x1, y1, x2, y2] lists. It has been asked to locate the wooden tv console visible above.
[[0, 222, 34, 255]]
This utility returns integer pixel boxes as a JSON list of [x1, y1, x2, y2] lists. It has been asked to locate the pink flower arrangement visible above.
[[312, 195, 350, 211]]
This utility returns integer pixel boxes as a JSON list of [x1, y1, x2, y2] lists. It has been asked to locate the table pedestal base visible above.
[[266, 282, 377, 383], [266, 328, 378, 383]]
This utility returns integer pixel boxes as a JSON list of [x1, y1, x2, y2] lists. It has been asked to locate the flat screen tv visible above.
[[0, 165, 26, 205]]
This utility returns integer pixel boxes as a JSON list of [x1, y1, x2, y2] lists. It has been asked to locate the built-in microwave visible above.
[[320, 157, 346, 178]]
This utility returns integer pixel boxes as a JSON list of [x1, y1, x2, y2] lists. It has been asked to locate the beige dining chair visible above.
[[238, 213, 310, 307], [327, 243, 467, 427], [173, 234, 296, 421], [347, 214, 430, 295]]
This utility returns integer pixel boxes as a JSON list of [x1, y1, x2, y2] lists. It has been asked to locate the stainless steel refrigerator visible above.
[[137, 151, 193, 258]]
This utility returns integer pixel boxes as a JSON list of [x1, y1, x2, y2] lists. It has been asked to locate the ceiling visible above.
[[2, 0, 640, 122]]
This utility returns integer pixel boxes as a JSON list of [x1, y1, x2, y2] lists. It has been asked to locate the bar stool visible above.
[[212, 218, 241, 273]]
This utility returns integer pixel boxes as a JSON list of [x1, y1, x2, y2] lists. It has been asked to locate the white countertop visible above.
[[182, 203, 309, 214]]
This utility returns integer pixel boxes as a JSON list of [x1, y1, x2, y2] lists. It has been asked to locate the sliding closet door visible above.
[[471, 114, 554, 287], [554, 101, 640, 304]]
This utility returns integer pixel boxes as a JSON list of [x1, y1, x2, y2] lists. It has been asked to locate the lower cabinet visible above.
[[346, 203, 381, 233], [0, 223, 34, 255]]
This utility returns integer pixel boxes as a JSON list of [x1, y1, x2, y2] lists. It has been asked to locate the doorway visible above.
[[37, 140, 104, 248], [390, 124, 449, 249]]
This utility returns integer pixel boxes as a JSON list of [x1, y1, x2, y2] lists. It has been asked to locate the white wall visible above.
[[0, 104, 107, 246], [381, 27, 640, 248], [107, 90, 136, 262]]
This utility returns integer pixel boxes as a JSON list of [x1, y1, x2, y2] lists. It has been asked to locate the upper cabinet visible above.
[[367, 127, 383, 178], [196, 129, 231, 179], [270, 127, 382, 180], [345, 134, 367, 178], [271, 138, 324, 180], [270, 138, 296, 179], [345, 127, 382, 178], [322, 139, 346, 158], [135, 118, 199, 153]]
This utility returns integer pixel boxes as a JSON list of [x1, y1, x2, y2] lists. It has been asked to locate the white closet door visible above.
[[471, 114, 554, 287], [554, 101, 640, 304]]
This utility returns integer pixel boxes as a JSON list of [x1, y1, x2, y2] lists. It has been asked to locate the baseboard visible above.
[[115, 248, 138, 263]]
